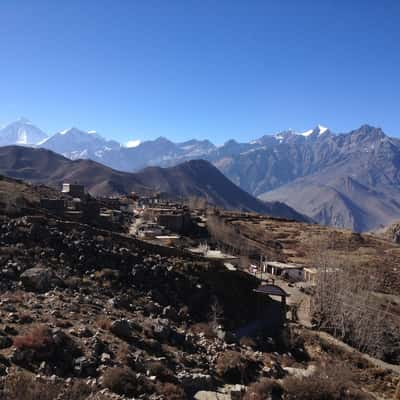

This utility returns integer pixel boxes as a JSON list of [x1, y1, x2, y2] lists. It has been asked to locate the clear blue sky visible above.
[[0, 0, 399, 144]]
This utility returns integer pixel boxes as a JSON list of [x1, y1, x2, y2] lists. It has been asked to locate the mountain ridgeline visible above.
[[1, 119, 400, 230], [0, 146, 308, 221]]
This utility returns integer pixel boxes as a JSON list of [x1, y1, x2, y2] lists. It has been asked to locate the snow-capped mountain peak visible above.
[[301, 124, 329, 137], [125, 139, 141, 148], [317, 124, 328, 134], [40, 127, 120, 160], [0, 118, 48, 146]]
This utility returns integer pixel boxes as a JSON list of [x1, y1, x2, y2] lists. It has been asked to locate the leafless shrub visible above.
[[96, 317, 112, 330], [13, 325, 53, 351], [309, 244, 400, 362], [215, 350, 259, 384], [59, 380, 92, 400], [186, 196, 208, 210], [282, 363, 372, 400], [145, 360, 174, 382], [207, 214, 253, 259], [3, 371, 60, 400], [156, 382, 187, 400], [102, 367, 137, 396], [208, 296, 224, 334], [243, 378, 283, 400]]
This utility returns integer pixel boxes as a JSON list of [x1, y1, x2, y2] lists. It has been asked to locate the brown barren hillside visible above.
[[211, 211, 400, 294], [0, 146, 308, 221]]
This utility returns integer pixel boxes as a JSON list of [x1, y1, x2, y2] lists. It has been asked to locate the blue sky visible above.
[[0, 0, 399, 144]]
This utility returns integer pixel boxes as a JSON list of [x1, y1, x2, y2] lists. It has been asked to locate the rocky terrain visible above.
[[0, 180, 396, 399]]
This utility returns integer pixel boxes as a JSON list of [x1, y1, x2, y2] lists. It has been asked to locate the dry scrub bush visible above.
[[215, 350, 259, 384], [102, 367, 152, 397], [102, 367, 137, 396], [13, 325, 53, 351], [96, 317, 112, 330], [156, 382, 187, 400], [145, 360, 174, 382], [59, 380, 92, 400], [243, 378, 283, 400], [2, 371, 60, 400], [282, 363, 372, 400]]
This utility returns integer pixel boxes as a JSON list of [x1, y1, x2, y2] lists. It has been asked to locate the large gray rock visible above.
[[20, 267, 62, 293], [110, 319, 133, 338], [178, 371, 214, 395]]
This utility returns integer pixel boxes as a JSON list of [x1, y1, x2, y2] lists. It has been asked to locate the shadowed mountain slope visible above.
[[0, 146, 307, 221]]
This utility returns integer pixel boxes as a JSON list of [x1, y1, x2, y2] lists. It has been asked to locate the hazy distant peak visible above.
[[17, 117, 32, 124], [125, 139, 141, 148], [0, 118, 48, 146]]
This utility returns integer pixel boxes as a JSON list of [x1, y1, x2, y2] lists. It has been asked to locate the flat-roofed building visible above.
[[303, 267, 318, 284], [40, 198, 65, 216], [187, 245, 241, 266], [262, 261, 304, 282], [61, 183, 85, 199]]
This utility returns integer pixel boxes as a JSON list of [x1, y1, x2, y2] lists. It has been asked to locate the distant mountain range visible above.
[[2, 118, 400, 231], [0, 145, 308, 221]]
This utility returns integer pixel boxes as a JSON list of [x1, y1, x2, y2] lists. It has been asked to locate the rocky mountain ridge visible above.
[[0, 146, 308, 221], [2, 119, 400, 230]]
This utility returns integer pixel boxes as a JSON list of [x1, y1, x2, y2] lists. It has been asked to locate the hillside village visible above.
[[0, 175, 398, 399], [2, 1, 400, 399]]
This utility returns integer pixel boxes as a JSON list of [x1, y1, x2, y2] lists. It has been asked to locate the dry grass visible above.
[[243, 378, 283, 400], [102, 367, 138, 396], [282, 363, 372, 400], [59, 381, 92, 400], [96, 317, 112, 331], [156, 382, 187, 400], [13, 325, 53, 350], [2, 371, 60, 400], [215, 350, 259, 384]]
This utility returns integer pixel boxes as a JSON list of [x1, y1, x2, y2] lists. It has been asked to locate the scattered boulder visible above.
[[110, 319, 133, 339], [20, 267, 63, 293], [177, 371, 214, 395], [0, 335, 12, 349]]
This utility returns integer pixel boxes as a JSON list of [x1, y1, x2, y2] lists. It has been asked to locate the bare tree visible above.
[[186, 196, 208, 211], [207, 214, 254, 259], [311, 251, 399, 360], [208, 297, 224, 334]]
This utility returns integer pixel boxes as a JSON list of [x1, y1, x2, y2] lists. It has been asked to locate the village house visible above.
[[262, 261, 304, 282], [136, 222, 165, 239], [40, 198, 65, 216], [303, 267, 318, 284], [61, 183, 85, 199], [188, 244, 241, 266]]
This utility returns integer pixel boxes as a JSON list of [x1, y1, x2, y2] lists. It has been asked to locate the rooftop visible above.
[[265, 261, 303, 270], [254, 284, 289, 297]]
